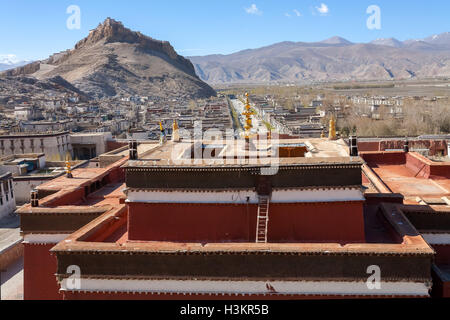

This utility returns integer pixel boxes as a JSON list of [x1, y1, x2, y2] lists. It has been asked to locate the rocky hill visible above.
[[189, 34, 450, 84], [2, 18, 216, 99]]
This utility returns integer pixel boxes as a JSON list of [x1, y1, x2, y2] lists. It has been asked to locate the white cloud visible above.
[[293, 9, 302, 17], [285, 9, 302, 18], [178, 49, 205, 53], [245, 4, 262, 15], [316, 3, 329, 15], [0, 54, 21, 64]]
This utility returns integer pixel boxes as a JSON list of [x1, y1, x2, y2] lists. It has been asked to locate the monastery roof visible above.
[[123, 138, 362, 168], [361, 151, 450, 206], [17, 157, 128, 235]]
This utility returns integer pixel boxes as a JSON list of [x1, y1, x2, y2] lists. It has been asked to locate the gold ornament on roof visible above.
[[242, 92, 256, 139], [328, 116, 337, 140]]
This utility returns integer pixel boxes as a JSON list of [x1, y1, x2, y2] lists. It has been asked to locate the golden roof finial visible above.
[[242, 92, 255, 139], [328, 116, 337, 140], [65, 160, 73, 178]]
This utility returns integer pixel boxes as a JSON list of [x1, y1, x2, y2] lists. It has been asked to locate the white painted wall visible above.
[[59, 279, 430, 297], [0, 178, 16, 219], [126, 188, 364, 204], [0, 133, 71, 160], [70, 132, 112, 156], [13, 179, 47, 205], [127, 189, 258, 204], [23, 234, 68, 244], [38, 156, 46, 169], [422, 233, 450, 245]]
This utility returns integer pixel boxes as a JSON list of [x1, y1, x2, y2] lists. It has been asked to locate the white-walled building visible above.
[[70, 132, 112, 160], [0, 172, 16, 219], [0, 131, 71, 160]]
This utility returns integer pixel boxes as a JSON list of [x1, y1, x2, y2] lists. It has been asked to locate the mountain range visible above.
[[189, 33, 450, 84], [1, 18, 216, 99], [3, 21, 450, 90]]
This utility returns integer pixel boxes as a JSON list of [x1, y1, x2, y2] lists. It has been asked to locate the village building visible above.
[[0, 131, 71, 160]]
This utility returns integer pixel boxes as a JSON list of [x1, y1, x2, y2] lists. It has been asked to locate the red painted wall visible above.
[[127, 201, 365, 243], [358, 141, 380, 152], [105, 166, 125, 183], [24, 243, 62, 300], [106, 140, 127, 152], [128, 203, 257, 242], [405, 153, 450, 179], [361, 151, 450, 179], [360, 151, 406, 166], [43, 188, 86, 207], [405, 152, 429, 178], [269, 202, 365, 243], [358, 140, 448, 156], [433, 244, 450, 265]]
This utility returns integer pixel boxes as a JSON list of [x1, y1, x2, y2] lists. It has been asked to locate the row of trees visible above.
[[336, 100, 450, 137], [221, 85, 450, 137]]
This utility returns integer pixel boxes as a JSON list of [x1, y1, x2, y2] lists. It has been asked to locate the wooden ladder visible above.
[[256, 196, 270, 243]]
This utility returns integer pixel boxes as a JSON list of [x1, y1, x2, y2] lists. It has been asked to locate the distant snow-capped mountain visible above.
[[190, 32, 450, 84], [370, 38, 404, 48], [0, 54, 30, 71]]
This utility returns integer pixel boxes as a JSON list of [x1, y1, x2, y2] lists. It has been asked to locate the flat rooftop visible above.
[[70, 132, 110, 137], [112, 143, 158, 157], [371, 164, 450, 200], [362, 151, 450, 205], [125, 138, 359, 167]]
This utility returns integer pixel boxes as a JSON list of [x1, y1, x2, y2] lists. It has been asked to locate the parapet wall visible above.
[[361, 151, 450, 179], [358, 139, 448, 156], [360, 151, 406, 166]]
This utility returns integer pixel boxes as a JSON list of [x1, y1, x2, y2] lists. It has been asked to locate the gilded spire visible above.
[[242, 92, 255, 139], [328, 116, 337, 140], [65, 160, 73, 178], [171, 119, 180, 142], [159, 121, 165, 145]]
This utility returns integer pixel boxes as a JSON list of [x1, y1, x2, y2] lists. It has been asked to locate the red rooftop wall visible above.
[[268, 202, 365, 243], [127, 201, 365, 243], [358, 140, 448, 156], [23, 243, 62, 300], [361, 151, 450, 179]]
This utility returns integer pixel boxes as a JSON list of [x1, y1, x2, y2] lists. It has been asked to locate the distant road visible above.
[[230, 99, 261, 136]]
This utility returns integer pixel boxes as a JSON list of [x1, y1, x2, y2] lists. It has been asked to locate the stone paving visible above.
[[0, 214, 21, 253], [0, 257, 23, 300], [0, 214, 23, 300]]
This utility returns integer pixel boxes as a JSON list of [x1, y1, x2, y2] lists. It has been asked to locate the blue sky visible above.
[[1, 0, 450, 61]]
